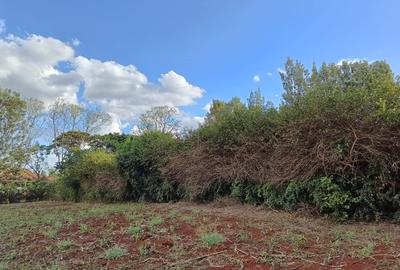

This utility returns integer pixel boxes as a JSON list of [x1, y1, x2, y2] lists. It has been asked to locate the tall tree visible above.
[[139, 106, 180, 134], [0, 89, 43, 179], [47, 98, 111, 164], [279, 58, 310, 106], [247, 88, 265, 109]]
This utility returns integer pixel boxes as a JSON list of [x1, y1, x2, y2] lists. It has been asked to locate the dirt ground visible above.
[[0, 201, 399, 269]]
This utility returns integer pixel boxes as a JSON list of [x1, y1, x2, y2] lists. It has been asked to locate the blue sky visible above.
[[1, 0, 400, 132]]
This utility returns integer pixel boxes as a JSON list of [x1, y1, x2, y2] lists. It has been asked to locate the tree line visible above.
[[1, 58, 400, 222]]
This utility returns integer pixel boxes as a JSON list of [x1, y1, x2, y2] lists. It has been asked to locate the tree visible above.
[[139, 106, 180, 134], [25, 144, 49, 179], [0, 89, 43, 179], [247, 88, 265, 109], [279, 58, 310, 106], [46, 98, 111, 164]]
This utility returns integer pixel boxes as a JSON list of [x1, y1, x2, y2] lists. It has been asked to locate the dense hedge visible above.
[[56, 150, 126, 202], [117, 131, 184, 202], [55, 59, 400, 222], [0, 181, 53, 203]]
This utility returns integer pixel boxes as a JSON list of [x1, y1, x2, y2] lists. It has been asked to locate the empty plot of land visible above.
[[0, 201, 399, 269]]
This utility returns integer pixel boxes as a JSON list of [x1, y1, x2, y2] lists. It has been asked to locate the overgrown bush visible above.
[[0, 180, 53, 203], [118, 131, 184, 202], [57, 150, 126, 202]]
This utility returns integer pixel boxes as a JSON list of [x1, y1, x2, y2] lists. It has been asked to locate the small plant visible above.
[[79, 224, 90, 233], [126, 225, 142, 240], [138, 244, 150, 257], [148, 216, 163, 227], [105, 245, 126, 260], [44, 229, 58, 238], [287, 233, 307, 249], [238, 231, 251, 241], [200, 231, 225, 247], [182, 215, 194, 223], [354, 242, 375, 258], [57, 239, 74, 251]]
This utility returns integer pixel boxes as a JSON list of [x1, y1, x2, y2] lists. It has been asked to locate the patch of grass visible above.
[[126, 225, 142, 240], [237, 231, 251, 241], [200, 232, 225, 247], [353, 242, 375, 258], [79, 224, 91, 233], [287, 233, 307, 249], [44, 229, 58, 238], [182, 215, 194, 223], [57, 239, 74, 251], [105, 245, 126, 260], [138, 244, 150, 257], [148, 216, 163, 227], [168, 209, 180, 219]]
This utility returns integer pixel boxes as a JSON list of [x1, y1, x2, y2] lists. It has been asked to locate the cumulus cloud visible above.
[[266, 72, 273, 76], [0, 19, 5, 34], [0, 34, 80, 105], [0, 33, 205, 133], [252, 74, 261, 82], [74, 56, 204, 123]]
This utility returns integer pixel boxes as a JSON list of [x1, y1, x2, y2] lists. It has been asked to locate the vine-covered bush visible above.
[[57, 150, 126, 202], [117, 131, 184, 202]]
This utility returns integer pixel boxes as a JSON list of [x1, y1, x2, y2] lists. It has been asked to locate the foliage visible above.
[[0, 89, 43, 178], [46, 98, 111, 165], [57, 150, 126, 202], [117, 131, 183, 202], [310, 177, 355, 221], [0, 180, 53, 203], [139, 105, 180, 134]]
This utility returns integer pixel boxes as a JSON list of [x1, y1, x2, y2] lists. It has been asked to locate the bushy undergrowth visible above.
[[52, 59, 400, 221], [117, 131, 184, 202], [56, 150, 126, 202], [0, 180, 53, 203]]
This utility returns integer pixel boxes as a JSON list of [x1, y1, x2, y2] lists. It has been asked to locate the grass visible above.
[[182, 215, 194, 223], [126, 225, 142, 239], [0, 201, 399, 269], [105, 245, 126, 260], [79, 223, 90, 233], [57, 239, 74, 251], [200, 231, 225, 246], [148, 216, 163, 227]]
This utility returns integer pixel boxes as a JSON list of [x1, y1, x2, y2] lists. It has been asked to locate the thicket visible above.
[[0, 180, 53, 203], [56, 150, 126, 202], [55, 59, 400, 221]]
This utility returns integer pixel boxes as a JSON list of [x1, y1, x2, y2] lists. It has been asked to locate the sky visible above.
[[1, 0, 400, 133]]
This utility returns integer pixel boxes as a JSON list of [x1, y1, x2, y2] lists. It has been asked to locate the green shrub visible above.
[[117, 131, 183, 202], [58, 150, 126, 202], [0, 180, 53, 204], [311, 177, 355, 221]]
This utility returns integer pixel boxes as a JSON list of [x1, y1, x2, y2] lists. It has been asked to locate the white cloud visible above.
[[0, 34, 80, 105], [74, 56, 204, 123], [0, 32, 205, 133], [71, 38, 80, 47], [252, 74, 261, 82], [266, 72, 273, 76], [0, 19, 5, 34]]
